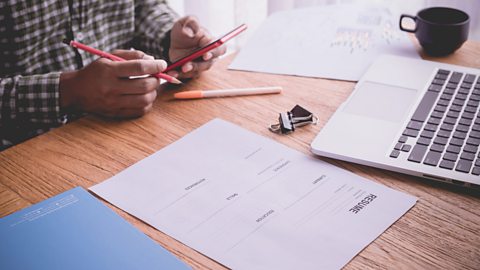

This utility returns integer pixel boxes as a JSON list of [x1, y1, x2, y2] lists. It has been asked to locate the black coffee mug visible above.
[[399, 7, 470, 56]]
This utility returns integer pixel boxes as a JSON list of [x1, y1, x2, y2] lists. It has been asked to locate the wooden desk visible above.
[[1, 41, 480, 269]]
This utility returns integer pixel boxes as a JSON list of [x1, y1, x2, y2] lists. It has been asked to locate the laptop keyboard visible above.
[[390, 69, 480, 176]]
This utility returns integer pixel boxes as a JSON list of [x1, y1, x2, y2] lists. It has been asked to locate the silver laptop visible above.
[[311, 54, 480, 188]]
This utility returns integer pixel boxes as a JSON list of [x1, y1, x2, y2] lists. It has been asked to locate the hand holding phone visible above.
[[165, 23, 247, 73]]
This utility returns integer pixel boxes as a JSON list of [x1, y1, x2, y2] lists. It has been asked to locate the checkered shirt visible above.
[[0, 0, 177, 150]]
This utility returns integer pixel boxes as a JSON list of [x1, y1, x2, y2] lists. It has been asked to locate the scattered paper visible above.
[[229, 5, 420, 81]]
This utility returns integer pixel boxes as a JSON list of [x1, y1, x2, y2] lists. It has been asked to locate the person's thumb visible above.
[[110, 49, 155, 60]]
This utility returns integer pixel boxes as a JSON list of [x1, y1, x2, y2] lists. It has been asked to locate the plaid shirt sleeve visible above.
[[0, 73, 66, 125], [133, 0, 179, 59], [0, 73, 67, 149]]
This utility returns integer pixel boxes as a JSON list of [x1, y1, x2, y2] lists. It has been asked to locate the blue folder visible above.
[[0, 187, 191, 270]]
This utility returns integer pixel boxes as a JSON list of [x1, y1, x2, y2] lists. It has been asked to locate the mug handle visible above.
[[399, 14, 417, 33]]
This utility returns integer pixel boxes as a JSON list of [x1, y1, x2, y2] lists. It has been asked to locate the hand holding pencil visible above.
[[63, 39, 181, 84], [59, 42, 171, 118]]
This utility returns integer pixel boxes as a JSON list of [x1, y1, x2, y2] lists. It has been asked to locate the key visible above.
[[440, 93, 453, 101], [432, 79, 445, 85], [456, 93, 468, 100], [464, 106, 477, 114], [464, 144, 478, 154], [450, 105, 462, 112], [440, 123, 454, 132], [421, 130, 435, 139], [455, 160, 472, 173], [429, 84, 442, 92], [459, 118, 473, 126], [433, 136, 448, 145], [408, 144, 428, 163], [446, 145, 461, 154], [403, 128, 419, 138], [453, 131, 467, 140], [460, 152, 475, 161], [398, 135, 408, 143], [444, 88, 456, 95], [443, 117, 457, 125], [462, 112, 475, 120], [424, 124, 438, 132], [472, 167, 480, 175], [401, 144, 412, 152], [434, 105, 447, 113], [417, 137, 431, 146], [446, 111, 459, 119], [394, 142, 403, 150], [424, 151, 441, 166], [439, 160, 455, 170], [430, 143, 445, 153], [452, 98, 464, 106], [464, 74, 476, 83], [411, 91, 439, 122], [466, 137, 480, 146], [443, 152, 458, 162], [450, 138, 464, 147], [437, 69, 450, 75], [428, 117, 441, 125], [458, 87, 470, 95], [407, 121, 423, 131], [449, 72, 463, 83], [435, 73, 448, 80], [456, 125, 469, 133], [469, 131, 480, 139], [390, 150, 400, 158], [438, 99, 450, 107], [437, 130, 451, 138]]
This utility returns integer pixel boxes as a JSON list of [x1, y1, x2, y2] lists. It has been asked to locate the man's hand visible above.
[[59, 50, 166, 118], [168, 16, 227, 79]]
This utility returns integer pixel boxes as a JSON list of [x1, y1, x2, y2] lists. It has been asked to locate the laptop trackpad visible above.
[[343, 81, 417, 123]]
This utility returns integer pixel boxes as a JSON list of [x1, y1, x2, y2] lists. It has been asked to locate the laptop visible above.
[[311, 55, 480, 188]]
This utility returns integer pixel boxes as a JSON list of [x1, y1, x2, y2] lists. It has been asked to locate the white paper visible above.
[[229, 5, 420, 81], [90, 119, 417, 270]]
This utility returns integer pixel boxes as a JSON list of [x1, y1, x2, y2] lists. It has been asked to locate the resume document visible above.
[[91, 119, 416, 270]]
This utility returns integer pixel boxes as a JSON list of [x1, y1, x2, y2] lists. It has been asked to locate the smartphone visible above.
[[164, 24, 247, 72]]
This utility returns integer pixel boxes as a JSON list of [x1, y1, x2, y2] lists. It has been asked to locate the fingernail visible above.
[[183, 63, 193, 73], [155, 60, 167, 70], [183, 26, 195, 38], [144, 54, 154, 60], [203, 53, 213, 60]]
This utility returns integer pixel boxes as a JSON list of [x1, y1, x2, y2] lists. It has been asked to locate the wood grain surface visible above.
[[1, 40, 479, 270]]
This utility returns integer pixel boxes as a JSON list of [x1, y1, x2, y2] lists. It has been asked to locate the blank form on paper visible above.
[[90, 119, 417, 270]]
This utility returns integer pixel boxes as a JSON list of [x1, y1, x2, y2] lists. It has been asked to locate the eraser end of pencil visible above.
[[174, 91, 203, 99], [62, 38, 72, 46]]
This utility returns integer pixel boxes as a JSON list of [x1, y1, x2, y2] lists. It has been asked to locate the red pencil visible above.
[[63, 39, 181, 84]]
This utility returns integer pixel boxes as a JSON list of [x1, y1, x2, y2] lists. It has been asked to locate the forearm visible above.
[[59, 71, 81, 113]]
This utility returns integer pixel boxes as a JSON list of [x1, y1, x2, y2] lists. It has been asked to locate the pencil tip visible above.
[[172, 78, 182, 84]]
